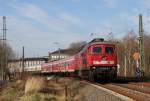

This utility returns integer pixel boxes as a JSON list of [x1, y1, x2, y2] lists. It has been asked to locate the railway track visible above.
[[130, 82, 150, 87], [114, 83, 150, 94], [81, 79, 150, 101], [97, 83, 150, 101]]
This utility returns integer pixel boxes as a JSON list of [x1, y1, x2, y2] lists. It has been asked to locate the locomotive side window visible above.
[[105, 47, 114, 54], [93, 47, 102, 54]]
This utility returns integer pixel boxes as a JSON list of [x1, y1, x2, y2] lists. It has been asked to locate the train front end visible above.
[[87, 39, 118, 80]]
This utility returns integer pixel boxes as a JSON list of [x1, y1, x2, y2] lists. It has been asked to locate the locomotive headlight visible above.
[[109, 61, 114, 64], [93, 61, 99, 64]]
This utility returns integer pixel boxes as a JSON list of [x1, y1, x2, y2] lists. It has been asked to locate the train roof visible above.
[[76, 38, 116, 54], [89, 41, 116, 46], [89, 38, 116, 45]]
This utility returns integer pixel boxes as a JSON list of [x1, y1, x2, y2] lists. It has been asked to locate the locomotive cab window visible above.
[[105, 47, 114, 54], [93, 47, 102, 54]]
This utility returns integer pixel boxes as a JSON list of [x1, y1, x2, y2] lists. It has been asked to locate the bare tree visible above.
[[69, 41, 87, 50], [68, 41, 87, 54], [0, 41, 16, 81], [144, 33, 150, 76]]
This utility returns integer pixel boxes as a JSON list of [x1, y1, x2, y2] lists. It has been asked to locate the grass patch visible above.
[[0, 81, 24, 101], [0, 77, 78, 101], [20, 93, 57, 101], [0, 87, 19, 101], [25, 77, 46, 94]]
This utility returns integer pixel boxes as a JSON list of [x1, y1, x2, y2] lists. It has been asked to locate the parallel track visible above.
[[81, 79, 150, 101], [97, 83, 150, 101]]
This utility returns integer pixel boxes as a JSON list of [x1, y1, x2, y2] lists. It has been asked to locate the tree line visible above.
[[116, 30, 150, 77], [0, 41, 15, 80]]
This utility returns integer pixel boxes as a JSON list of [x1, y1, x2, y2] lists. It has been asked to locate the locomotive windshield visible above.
[[93, 47, 102, 53], [105, 47, 114, 54]]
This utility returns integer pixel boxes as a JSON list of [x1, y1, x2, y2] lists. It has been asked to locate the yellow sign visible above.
[[133, 52, 140, 60]]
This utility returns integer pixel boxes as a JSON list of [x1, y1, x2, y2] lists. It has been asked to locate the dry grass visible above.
[[23, 76, 65, 101], [0, 77, 80, 101], [20, 93, 57, 101], [0, 87, 20, 101], [25, 77, 46, 94], [0, 80, 24, 101]]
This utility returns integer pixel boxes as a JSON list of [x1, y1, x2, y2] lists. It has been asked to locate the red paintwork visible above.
[[41, 56, 76, 73], [41, 40, 117, 73]]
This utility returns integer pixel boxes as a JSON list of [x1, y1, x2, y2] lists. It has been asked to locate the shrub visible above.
[[24, 77, 46, 94]]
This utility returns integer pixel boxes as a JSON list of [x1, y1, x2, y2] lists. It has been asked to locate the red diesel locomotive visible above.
[[41, 38, 118, 81]]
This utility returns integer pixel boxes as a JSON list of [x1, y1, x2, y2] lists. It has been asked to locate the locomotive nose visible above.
[[90, 45, 116, 66]]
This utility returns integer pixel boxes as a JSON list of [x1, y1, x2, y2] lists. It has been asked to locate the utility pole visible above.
[[21, 46, 25, 79], [139, 14, 145, 76], [1, 16, 7, 82], [108, 32, 114, 41], [124, 47, 127, 77], [108, 27, 114, 41], [58, 48, 61, 60]]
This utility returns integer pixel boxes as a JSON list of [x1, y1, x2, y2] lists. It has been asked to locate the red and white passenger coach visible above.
[[41, 38, 118, 81]]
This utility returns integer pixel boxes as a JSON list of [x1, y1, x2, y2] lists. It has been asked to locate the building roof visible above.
[[49, 48, 82, 56], [8, 57, 48, 62]]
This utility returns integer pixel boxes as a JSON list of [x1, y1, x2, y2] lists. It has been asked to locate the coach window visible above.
[[105, 47, 114, 54], [93, 47, 102, 54]]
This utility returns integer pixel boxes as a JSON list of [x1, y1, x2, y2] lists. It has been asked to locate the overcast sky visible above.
[[0, 0, 150, 57]]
